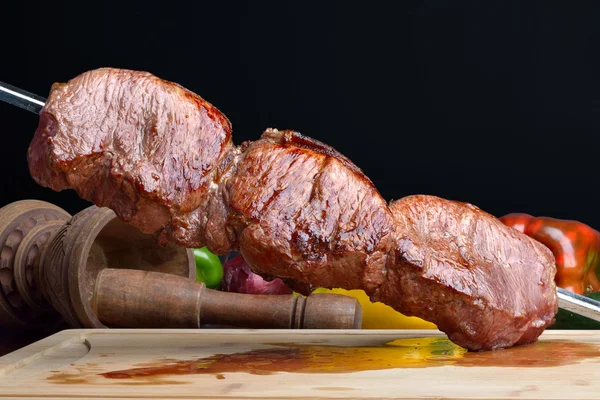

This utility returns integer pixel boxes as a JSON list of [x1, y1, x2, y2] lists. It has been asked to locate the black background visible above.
[[1, 1, 600, 227]]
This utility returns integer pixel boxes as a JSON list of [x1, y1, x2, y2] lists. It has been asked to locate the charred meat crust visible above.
[[261, 128, 373, 185]]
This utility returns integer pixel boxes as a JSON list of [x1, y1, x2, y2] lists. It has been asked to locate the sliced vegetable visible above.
[[221, 253, 293, 295], [193, 247, 223, 289], [311, 288, 437, 329], [500, 213, 600, 295]]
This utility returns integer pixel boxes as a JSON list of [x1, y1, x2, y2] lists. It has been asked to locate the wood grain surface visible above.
[[0, 328, 599, 399]]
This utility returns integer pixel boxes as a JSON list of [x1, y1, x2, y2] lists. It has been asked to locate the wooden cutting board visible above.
[[0, 329, 599, 399]]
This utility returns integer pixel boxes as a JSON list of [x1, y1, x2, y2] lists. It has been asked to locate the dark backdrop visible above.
[[2, 1, 600, 228]]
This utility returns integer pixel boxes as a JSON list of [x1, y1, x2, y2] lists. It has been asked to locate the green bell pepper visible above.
[[193, 247, 223, 289]]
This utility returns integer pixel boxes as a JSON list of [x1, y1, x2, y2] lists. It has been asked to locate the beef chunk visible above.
[[227, 129, 395, 295], [372, 195, 558, 350], [28, 68, 235, 250]]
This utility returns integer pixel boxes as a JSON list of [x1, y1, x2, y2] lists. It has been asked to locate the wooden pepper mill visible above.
[[0, 200, 362, 330]]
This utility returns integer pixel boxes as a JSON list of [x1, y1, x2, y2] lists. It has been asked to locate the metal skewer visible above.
[[1, 79, 600, 324], [557, 287, 600, 322], [0, 81, 45, 114]]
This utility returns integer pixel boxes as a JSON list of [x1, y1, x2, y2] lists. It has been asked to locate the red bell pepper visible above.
[[500, 213, 600, 295]]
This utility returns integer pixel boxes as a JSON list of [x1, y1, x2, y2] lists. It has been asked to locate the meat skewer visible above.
[[0, 80, 45, 114], [0, 70, 583, 350]]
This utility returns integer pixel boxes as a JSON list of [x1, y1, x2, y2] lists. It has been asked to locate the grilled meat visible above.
[[374, 195, 557, 350], [27, 68, 558, 350]]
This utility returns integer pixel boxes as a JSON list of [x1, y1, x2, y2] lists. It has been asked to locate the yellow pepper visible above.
[[311, 288, 437, 329]]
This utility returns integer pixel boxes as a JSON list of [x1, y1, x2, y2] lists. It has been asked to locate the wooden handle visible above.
[[92, 268, 362, 329], [198, 288, 362, 329]]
